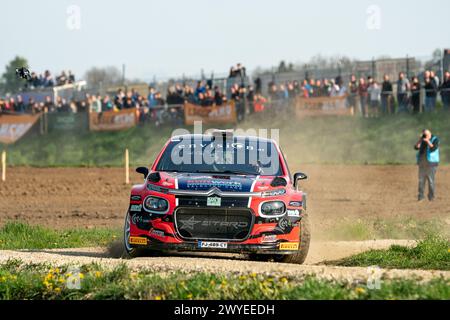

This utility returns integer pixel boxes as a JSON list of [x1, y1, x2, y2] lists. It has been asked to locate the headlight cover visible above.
[[143, 196, 169, 213], [260, 201, 286, 217]]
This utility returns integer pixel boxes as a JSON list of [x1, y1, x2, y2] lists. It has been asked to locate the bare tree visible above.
[[84, 66, 122, 88]]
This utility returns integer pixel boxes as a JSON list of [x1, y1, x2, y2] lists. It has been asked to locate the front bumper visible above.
[[128, 193, 303, 255], [129, 236, 300, 255]]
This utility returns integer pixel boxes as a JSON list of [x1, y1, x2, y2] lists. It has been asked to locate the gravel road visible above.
[[1, 240, 447, 283]]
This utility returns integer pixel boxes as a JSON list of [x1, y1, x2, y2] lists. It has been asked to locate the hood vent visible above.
[[270, 177, 287, 187], [148, 172, 161, 183]]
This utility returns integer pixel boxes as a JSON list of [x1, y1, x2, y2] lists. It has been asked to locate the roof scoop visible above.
[[210, 129, 234, 141]]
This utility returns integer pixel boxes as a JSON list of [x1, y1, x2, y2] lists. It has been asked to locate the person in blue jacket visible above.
[[414, 129, 440, 201]]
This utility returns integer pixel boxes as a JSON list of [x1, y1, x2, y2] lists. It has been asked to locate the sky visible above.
[[0, 0, 449, 81]]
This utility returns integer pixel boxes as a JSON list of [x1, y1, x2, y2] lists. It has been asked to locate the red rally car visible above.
[[124, 130, 310, 264]]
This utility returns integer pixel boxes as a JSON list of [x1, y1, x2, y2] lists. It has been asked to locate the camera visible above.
[[15, 67, 31, 81]]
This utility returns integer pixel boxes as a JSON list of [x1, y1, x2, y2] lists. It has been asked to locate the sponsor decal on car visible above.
[[287, 209, 300, 217], [289, 201, 303, 207], [276, 218, 292, 231], [261, 234, 277, 243], [161, 181, 174, 187], [185, 179, 243, 191], [179, 217, 248, 230], [198, 241, 228, 249], [130, 195, 141, 201], [279, 242, 299, 250], [130, 204, 142, 212], [131, 214, 152, 225], [129, 236, 148, 245], [150, 229, 165, 238]]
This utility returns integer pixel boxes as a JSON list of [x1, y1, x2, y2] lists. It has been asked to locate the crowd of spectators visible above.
[[345, 70, 450, 116], [266, 77, 345, 101], [263, 70, 450, 117], [1, 63, 449, 123], [24, 70, 76, 90]]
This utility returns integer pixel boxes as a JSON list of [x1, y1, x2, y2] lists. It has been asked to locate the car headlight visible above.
[[143, 196, 169, 213], [260, 201, 286, 216]]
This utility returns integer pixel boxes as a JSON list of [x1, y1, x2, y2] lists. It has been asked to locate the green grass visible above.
[[0, 260, 448, 300], [326, 236, 450, 270], [3, 110, 450, 167], [0, 222, 120, 250], [320, 216, 449, 241]]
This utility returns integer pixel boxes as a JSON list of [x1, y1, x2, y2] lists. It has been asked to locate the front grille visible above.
[[177, 196, 249, 208], [174, 207, 253, 241]]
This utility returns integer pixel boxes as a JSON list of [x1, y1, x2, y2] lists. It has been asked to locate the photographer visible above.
[[414, 129, 440, 201]]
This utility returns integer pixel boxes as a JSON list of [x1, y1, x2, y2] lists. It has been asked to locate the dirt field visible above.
[[1, 165, 449, 231], [1, 166, 449, 281]]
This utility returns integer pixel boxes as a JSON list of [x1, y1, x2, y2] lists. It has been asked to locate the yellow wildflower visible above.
[[130, 272, 138, 280], [355, 287, 366, 294], [95, 271, 102, 278], [186, 293, 193, 299], [155, 296, 162, 300]]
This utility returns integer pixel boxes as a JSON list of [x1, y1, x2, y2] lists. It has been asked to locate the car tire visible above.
[[248, 213, 311, 264], [279, 213, 311, 264], [123, 211, 145, 259]]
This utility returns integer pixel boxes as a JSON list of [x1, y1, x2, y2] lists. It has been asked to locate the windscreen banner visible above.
[[294, 95, 353, 118], [184, 102, 237, 125], [0, 113, 41, 144], [88, 108, 137, 131]]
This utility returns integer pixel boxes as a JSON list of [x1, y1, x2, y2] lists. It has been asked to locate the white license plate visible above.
[[207, 197, 221, 207], [198, 241, 228, 249]]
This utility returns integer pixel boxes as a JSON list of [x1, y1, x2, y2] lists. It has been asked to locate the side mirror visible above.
[[293, 172, 308, 189], [136, 167, 149, 179]]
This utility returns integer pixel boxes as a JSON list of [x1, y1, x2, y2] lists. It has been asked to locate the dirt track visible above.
[[1, 165, 449, 230], [1, 240, 448, 282], [1, 166, 449, 279]]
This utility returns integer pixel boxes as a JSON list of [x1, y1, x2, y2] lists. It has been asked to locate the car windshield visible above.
[[156, 136, 282, 176]]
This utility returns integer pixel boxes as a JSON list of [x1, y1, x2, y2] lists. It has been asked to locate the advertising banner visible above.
[[184, 102, 237, 125], [294, 95, 353, 118], [47, 112, 88, 132], [89, 108, 137, 131], [0, 113, 41, 144]]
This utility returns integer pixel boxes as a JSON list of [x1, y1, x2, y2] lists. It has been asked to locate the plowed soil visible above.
[[1, 165, 449, 230]]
